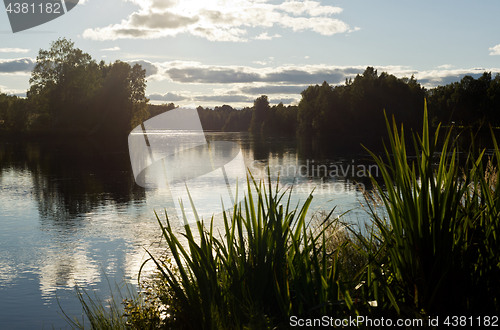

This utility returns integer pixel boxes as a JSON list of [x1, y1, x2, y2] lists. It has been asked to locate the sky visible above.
[[1, 0, 500, 108]]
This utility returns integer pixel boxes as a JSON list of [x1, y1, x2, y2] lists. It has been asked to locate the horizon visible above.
[[1, 0, 500, 109]]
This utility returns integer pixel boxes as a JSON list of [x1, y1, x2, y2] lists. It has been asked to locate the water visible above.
[[0, 132, 378, 329]]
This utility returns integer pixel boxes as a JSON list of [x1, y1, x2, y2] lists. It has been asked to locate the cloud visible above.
[[278, 1, 343, 16], [101, 46, 121, 51], [148, 92, 187, 101], [128, 0, 179, 10], [83, 0, 355, 42], [164, 64, 356, 85], [240, 85, 307, 94], [279, 15, 349, 35], [191, 26, 248, 42], [254, 32, 281, 40], [133, 60, 500, 92], [0, 58, 36, 74], [129, 11, 199, 29], [253, 60, 268, 65], [270, 97, 297, 104], [489, 44, 500, 55], [0, 48, 30, 53], [436, 64, 454, 69], [0, 85, 26, 96], [194, 94, 253, 103], [166, 67, 260, 83], [126, 60, 159, 77]]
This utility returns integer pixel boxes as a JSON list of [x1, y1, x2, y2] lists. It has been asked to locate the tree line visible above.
[[0, 38, 149, 137], [2, 39, 500, 139], [193, 67, 500, 139]]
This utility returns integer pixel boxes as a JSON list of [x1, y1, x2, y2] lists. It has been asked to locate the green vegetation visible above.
[[196, 98, 297, 135], [137, 177, 355, 329], [354, 101, 500, 318], [427, 72, 500, 128], [0, 38, 149, 136]]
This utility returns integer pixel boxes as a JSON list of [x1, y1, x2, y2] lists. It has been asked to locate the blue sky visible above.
[[1, 0, 500, 108]]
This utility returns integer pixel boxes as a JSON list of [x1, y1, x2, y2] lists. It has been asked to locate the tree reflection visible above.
[[0, 137, 145, 225]]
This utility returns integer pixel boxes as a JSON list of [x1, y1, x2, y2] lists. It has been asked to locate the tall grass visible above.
[[353, 100, 500, 318], [141, 175, 355, 329], [60, 281, 130, 330]]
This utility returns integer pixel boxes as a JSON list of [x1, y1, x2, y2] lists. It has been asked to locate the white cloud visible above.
[[83, 0, 355, 42], [101, 46, 121, 51], [436, 64, 454, 69], [254, 32, 281, 40], [0, 48, 30, 53], [489, 44, 500, 55], [279, 15, 349, 35], [278, 1, 343, 16], [0, 85, 26, 96]]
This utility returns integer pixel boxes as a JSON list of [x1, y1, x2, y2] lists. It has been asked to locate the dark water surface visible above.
[[0, 132, 377, 329]]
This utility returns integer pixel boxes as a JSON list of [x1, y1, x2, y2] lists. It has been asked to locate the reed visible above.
[[59, 281, 131, 330], [141, 175, 355, 329], [353, 100, 500, 318]]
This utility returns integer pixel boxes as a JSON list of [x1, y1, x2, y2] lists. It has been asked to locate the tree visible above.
[[27, 38, 149, 135], [28, 38, 102, 131], [91, 61, 149, 135], [249, 95, 270, 133]]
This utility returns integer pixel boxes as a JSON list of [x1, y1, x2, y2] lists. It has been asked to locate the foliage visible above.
[[297, 68, 426, 139], [195, 102, 297, 134], [352, 100, 500, 319], [427, 72, 500, 127], [0, 92, 35, 132], [60, 281, 130, 330], [249, 95, 270, 133], [3, 38, 152, 136]]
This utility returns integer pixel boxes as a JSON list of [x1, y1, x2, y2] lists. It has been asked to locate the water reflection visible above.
[[0, 133, 379, 328]]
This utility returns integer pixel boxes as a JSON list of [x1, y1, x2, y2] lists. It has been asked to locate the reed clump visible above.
[[352, 100, 500, 320], [139, 177, 356, 329]]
